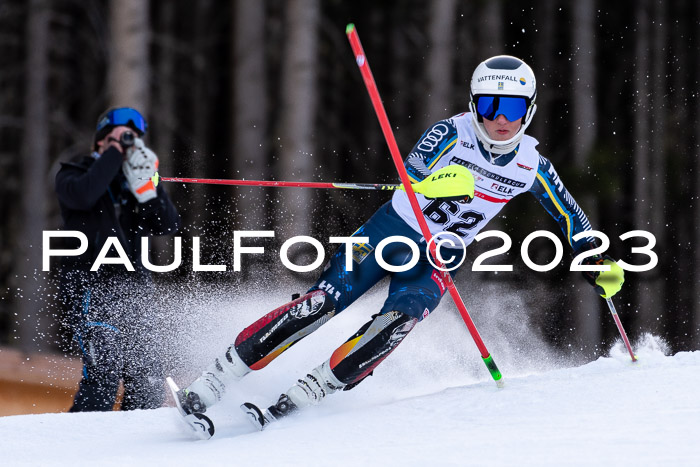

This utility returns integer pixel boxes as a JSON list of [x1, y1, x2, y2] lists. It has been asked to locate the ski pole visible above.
[[153, 174, 401, 192], [346, 23, 503, 387], [150, 172, 473, 199], [605, 297, 637, 362]]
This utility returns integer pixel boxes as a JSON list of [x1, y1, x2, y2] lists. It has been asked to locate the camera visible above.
[[120, 131, 135, 148]]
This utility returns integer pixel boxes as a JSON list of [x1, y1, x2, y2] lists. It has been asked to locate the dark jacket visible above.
[[55, 146, 181, 278]]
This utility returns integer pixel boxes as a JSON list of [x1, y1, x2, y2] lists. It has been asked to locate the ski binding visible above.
[[166, 376, 215, 440]]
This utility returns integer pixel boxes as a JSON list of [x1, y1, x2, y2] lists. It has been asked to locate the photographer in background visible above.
[[55, 107, 180, 411]]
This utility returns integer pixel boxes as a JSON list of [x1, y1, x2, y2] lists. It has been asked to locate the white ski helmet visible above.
[[469, 55, 537, 154]]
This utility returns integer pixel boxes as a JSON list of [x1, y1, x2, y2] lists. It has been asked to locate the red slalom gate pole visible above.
[[346, 24, 503, 386]]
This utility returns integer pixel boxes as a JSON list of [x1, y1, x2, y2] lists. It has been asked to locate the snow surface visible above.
[[2, 283, 699, 466]]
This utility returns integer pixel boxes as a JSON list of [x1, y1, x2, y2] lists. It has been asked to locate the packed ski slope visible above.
[[2, 285, 699, 466]]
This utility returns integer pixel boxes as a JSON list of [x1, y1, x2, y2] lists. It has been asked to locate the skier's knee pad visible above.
[[328, 310, 418, 386], [381, 289, 439, 321], [234, 290, 336, 370]]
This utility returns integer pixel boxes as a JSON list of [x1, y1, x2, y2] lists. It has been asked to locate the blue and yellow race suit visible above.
[[311, 112, 597, 321]]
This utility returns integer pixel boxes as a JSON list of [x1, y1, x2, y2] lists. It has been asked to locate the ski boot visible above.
[[241, 361, 345, 430], [185, 344, 252, 410], [166, 377, 215, 440]]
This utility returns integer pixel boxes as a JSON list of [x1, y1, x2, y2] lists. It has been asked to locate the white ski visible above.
[[240, 402, 274, 431]]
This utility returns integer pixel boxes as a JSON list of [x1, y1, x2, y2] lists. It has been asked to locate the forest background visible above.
[[1, 0, 698, 361]]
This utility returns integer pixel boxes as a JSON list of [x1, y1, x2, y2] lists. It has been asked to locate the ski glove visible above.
[[407, 164, 475, 202], [123, 138, 159, 203], [581, 255, 625, 298]]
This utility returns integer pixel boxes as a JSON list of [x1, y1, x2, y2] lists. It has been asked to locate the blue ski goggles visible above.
[[96, 107, 147, 134], [475, 95, 529, 122]]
